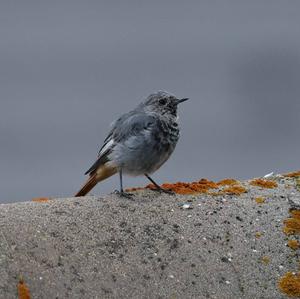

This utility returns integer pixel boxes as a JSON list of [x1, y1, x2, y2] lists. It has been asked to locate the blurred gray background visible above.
[[1, 1, 299, 203]]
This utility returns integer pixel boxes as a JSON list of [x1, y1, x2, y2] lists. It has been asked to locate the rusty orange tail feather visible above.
[[75, 174, 98, 197], [75, 163, 118, 197]]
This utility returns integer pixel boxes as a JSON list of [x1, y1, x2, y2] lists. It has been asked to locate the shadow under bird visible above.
[[75, 91, 188, 197]]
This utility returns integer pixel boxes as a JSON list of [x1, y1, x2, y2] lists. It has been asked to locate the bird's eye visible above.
[[159, 99, 167, 105]]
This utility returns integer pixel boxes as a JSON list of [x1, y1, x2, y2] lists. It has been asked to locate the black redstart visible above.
[[75, 91, 188, 197]]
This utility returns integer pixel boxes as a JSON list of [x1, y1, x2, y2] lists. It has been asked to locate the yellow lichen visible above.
[[222, 185, 247, 195], [18, 278, 30, 299], [250, 179, 278, 189], [284, 171, 300, 178], [255, 232, 262, 238], [296, 179, 300, 191], [136, 179, 247, 196], [127, 179, 219, 195], [217, 178, 239, 186], [288, 240, 300, 250], [160, 179, 218, 195], [255, 197, 266, 204], [283, 210, 300, 235], [32, 197, 50, 203], [278, 272, 300, 297], [126, 174, 281, 195], [208, 184, 247, 196], [261, 256, 270, 265]]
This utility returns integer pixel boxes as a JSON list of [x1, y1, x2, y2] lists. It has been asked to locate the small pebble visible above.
[[178, 202, 193, 209], [264, 172, 274, 178], [182, 203, 192, 209]]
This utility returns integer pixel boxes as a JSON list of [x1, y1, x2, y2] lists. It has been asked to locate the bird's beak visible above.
[[176, 98, 189, 104]]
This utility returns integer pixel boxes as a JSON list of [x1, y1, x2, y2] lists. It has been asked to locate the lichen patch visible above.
[[250, 179, 278, 189], [217, 178, 239, 186], [18, 278, 30, 299], [287, 240, 300, 250], [255, 232, 262, 238], [32, 197, 50, 203], [278, 272, 300, 297], [222, 185, 247, 195], [126, 179, 219, 195], [261, 256, 270, 265], [284, 171, 300, 178], [255, 197, 266, 204], [283, 210, 300, 235]]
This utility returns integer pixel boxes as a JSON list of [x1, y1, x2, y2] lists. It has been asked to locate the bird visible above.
[[74, 91, 188, 197]]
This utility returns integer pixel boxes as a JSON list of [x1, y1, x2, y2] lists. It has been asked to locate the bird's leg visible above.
[[119, 169, 124, 193], [114, 168, 133, 199], [144, 174, 175, 195]]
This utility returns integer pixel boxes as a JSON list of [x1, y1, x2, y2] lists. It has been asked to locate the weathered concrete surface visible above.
[[0, 175, 299, 299]]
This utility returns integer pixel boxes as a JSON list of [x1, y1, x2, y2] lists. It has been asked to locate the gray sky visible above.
[[1, 1, 300, 203]]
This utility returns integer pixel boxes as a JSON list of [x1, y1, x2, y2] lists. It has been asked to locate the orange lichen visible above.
[[283, 210, 300, 235], [278, 272, 300, 297], [217, 178, 239, 186], [32, 197, 49, 203], [127, 179, 219, 195], [255, 197, 266, 204], [261, 256, 270, 265], [126, 178, 250, 195], [255, 232, 262, 238], [222, 185, 247, 195], [126, 176, 280, 195], [250, 179, 278, 189], [18, 278, 30, 299], [207, 191, 223, 196], [288, 240, 300, 250], [154, 179, 218, 195], [284, 171, 300, 178], [208, 184, 247, 196]]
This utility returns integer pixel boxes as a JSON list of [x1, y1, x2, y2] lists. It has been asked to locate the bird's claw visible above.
[[114, 190, 134, 199], [152, 187, 175, 195]]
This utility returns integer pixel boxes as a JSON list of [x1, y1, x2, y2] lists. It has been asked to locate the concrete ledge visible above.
[[0, 175, 299, 298]]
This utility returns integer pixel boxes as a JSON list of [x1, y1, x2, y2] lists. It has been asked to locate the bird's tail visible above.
[[74, 163, 118, 197], [75, 174, 98, 197]]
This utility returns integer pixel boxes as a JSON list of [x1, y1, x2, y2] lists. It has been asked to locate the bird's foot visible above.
[[114, 190, 134, 199]]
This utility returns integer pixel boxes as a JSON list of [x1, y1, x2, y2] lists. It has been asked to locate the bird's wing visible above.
[[85, 111, 157, 175]]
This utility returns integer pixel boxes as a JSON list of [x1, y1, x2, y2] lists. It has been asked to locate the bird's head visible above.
[[140, 91, 188, 117]]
